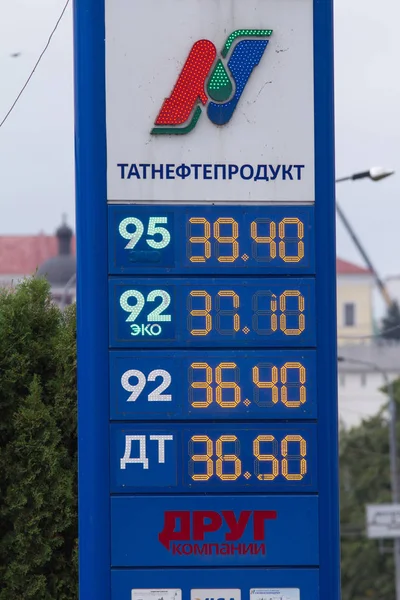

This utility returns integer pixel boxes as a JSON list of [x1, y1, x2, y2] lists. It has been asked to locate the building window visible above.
[[344, 303, 356, 327]]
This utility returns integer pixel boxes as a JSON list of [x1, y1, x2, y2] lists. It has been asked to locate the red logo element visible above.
[[159, 510, 277, 556], [154, 40, 216, 127]]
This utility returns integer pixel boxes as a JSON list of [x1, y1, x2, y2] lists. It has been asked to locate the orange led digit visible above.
[[281, 435, 307, 481], [252, 291, 278, 335], [216, 290, 240, 334], [278, 218, 305, 263], [189, 363, 213, 408], [280, 290, 305, 335], [188, 291, 212, 335], [252, 363, 279, 406], [215, 362, 241, 408], [281, 362, 307, 408], [188, 435, 214, 481], [216, 435, 242, 481], [253, 435, 279, 481], [251, 218, 277, 261], [188, 217, 211, 263], [214, 218, 239, 263]]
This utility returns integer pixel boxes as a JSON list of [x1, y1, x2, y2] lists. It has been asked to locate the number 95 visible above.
[[119, 217, 171, 250]]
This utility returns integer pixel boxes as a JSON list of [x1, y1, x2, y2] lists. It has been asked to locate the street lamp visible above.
[[338, 355, 400, 599], [336, 167, 395, 183], [335, 167, 395, 308], [60, 273, 76, 311]]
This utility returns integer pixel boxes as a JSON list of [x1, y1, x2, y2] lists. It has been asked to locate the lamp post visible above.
[[335, 167, 395, 308], [60, 273, 76, 311], [336, 167, 394, 184], [338, 355, 400, 599]]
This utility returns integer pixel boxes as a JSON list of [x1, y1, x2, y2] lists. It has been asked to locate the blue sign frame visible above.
[[74, 1, 338, 599]]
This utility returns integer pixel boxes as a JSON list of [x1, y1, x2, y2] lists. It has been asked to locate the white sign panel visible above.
[[250, 589, 300, 600], [105, 0, 314, 203], [131, 589, 182, 600], [191, 590, 241, 600], [366, 504, 400, 539]]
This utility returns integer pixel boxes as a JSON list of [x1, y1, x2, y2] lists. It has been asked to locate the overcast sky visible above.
[[0, 0, 399, 280]]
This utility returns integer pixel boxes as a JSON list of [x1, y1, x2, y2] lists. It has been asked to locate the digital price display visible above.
[[109, 278, 316, 347], [110, 423, 317, 493], [108, 205, 315, 275], [109, 350, 317, 420]]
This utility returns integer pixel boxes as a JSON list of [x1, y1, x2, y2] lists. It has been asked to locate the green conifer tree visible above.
[[0, 278, 77, 599], [381, 301, 400, 341], [340, 381, 400, 599]]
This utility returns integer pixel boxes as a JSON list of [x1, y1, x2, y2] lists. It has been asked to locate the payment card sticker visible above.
[[250, 589, 300, 600], [132, 590, 182, 600]]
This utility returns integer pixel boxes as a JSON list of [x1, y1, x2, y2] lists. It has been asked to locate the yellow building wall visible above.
[[337, 277, 373, 345]]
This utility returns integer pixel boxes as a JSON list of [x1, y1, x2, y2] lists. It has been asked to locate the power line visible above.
[[0, 0, 70, 130]]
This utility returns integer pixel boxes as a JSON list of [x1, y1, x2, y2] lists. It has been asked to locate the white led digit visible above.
[[120, 290, 145, 322], [147, 217, 171, 249], [119, 217, 144, 249], [148, 369, 172, 401], [147, 290, 172, 322], [121, 369, 147, 402]]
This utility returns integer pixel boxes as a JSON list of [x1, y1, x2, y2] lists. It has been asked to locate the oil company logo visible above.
[[152, 29, 273, 135], [158, 509, 277, 556]]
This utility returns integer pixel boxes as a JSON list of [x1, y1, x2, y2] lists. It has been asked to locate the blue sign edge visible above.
[[74, 0, 110, 598], [314, 1, 340, 599], [74, 0, 339, 597]]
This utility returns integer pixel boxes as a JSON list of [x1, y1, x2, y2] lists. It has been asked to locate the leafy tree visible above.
[[381, 300, 400, 340], [0, 277, 77, 599], [340, 381, 400, 599]]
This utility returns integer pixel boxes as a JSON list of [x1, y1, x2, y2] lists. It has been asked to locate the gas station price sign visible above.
[[110, 423, 317, 493], [108, 205, 315, 274], [109, 350, 317, 420], [75, 0, 338, 598], [109, 278, 316, 347]]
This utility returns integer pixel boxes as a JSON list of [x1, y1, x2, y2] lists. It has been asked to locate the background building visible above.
[[338, 342, 400, 428], [0, 218, 76, 307], [385, 275, 400, 306], [336, 257, 374, 344]]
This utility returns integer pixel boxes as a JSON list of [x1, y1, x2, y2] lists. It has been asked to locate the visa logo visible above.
[[195, 597, 235, 600], [191, 589, 241, 600]]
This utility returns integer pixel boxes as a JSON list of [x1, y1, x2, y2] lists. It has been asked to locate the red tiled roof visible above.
[[0, 234, 369, 278], [336, 257, 372, 275], [0, 235, 76, 275]]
